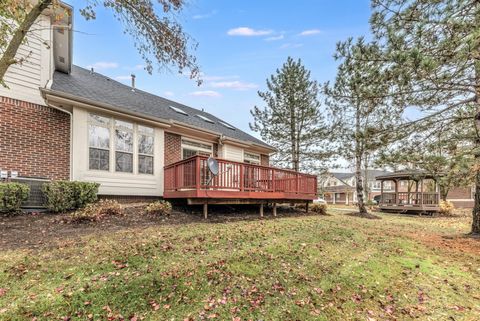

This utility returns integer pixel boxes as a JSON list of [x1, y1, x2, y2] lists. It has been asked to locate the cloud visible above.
[[87, 61, 119, 70], [227, 27, 273, 36], [280, 43, 304, 49], [265, 34, 284, 41], [299, 29, 322, 36], [209, 81, 258, 91], [164, 91, 174, 97], [189, 90, 221, 97], [202, 74, 240, 81], [193, 10, 218, 20], [114, 75, 132, 81]]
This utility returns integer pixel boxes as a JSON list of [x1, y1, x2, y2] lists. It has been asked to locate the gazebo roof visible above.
[[376, 169, 442, 180]]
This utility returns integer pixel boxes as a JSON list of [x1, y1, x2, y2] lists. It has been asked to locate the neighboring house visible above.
[[0, 3, 317, 210], [320, 170, 392, 204]]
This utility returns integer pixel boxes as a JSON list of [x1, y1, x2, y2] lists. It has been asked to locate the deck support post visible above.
[[203, 203, 208, 219], [260, 203, 264, 217], [305, 201, 309, 213], [273, 203, 277, 217]]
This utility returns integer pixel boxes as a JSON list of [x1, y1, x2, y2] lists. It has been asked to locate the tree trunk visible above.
[[363, 153, 369, 201], [355, 108, 367, 215], [0, 0, 52, 85], [440, 186, 448, 202], [290, 106, 299, 172], [472, 34, 480, 234], [355, 153, 368, 215]]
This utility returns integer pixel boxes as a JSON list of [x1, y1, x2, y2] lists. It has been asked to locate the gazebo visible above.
[[376, 170, 441, 213]]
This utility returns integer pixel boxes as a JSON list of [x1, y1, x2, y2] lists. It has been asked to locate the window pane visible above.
[[138, 125, 154, 135], [89, 125, 110, 148], [138, 155, 154, 174], [115, 120, 133, 130], [115, 129, 133, 152], [89, 148, 109, 170], [182, 149, 197, 159], [89, 114, 110, 126], [115, 152, 133, 172], [138, 134, 154, 155]]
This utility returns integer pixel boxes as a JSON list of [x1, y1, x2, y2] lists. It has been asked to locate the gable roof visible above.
[[331, 172, 354, 181], [48, 65, 273, 150], [330, 170, 391, 186]]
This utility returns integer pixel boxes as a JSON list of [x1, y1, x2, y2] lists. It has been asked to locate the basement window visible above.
[[170, 106, 188, 116], [196, 114, 215, 124]]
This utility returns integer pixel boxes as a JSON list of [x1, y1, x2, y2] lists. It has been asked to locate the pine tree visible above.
[[324, 38, 401, 216], [370, 0, 480, 233], [250, 57, 329, 172]]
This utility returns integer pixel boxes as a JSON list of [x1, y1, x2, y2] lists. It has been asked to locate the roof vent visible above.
[[196, 114, 215, 124], [170, 105, 188, 116]]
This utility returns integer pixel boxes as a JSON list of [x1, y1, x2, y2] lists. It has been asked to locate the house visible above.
[[0, 2, 317, 212], [320, 170, 392, 204]]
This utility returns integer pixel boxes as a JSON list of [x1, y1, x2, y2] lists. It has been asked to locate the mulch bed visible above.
[[0, 204, 312, 251]]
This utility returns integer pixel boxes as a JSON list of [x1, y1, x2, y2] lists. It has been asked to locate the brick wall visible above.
[[213, 143, 218, 158], [447, 187, 472, 200], [261, 154, 269, 166], [0, 96, 70, 180], [164, 132, 182, 166]]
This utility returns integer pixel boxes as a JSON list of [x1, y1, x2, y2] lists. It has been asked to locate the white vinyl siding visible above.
[[0, 15, 53, 105], [72, 107, 164, 196], [222, 144, 243, 162]]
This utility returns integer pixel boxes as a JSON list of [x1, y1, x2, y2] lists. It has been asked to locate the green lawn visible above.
[[1, 210, 479, 320]]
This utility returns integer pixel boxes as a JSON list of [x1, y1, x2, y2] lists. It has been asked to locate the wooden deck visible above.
[[163, 156, 317, 204]]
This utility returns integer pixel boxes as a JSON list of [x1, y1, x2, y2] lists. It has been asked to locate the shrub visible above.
[[42, 181, 99, 213], [439, 200, 455, 216], [366, 199, 376, 207], [0, 183, 30, 214], [70, 199, 123, 223], [73, 182, 100, 209], [310, 203, 327, 215], [145, 200, 172, 216]]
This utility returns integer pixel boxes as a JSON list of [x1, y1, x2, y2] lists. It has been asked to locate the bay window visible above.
[[88, 113, 155, 174]]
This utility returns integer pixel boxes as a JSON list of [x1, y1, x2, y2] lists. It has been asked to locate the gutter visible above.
[[41, 88, 172, 127]]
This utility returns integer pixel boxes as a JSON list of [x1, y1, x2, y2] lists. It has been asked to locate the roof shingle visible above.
[[50, 65, 272, 149]]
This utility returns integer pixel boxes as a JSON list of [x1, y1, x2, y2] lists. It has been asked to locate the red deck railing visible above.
[[164, 155, 317, 200]]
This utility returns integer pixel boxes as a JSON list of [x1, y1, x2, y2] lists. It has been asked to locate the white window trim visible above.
[[114, 119, 134, 173], [138, 126, 155, 175], [88, 114, 111, 172], [88, 113, 155, 175], [181, 137, 213, 159], [244, 151, 260, 165]]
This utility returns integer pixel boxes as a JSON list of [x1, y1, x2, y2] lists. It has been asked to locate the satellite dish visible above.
[[207, 157, 219, 176]]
